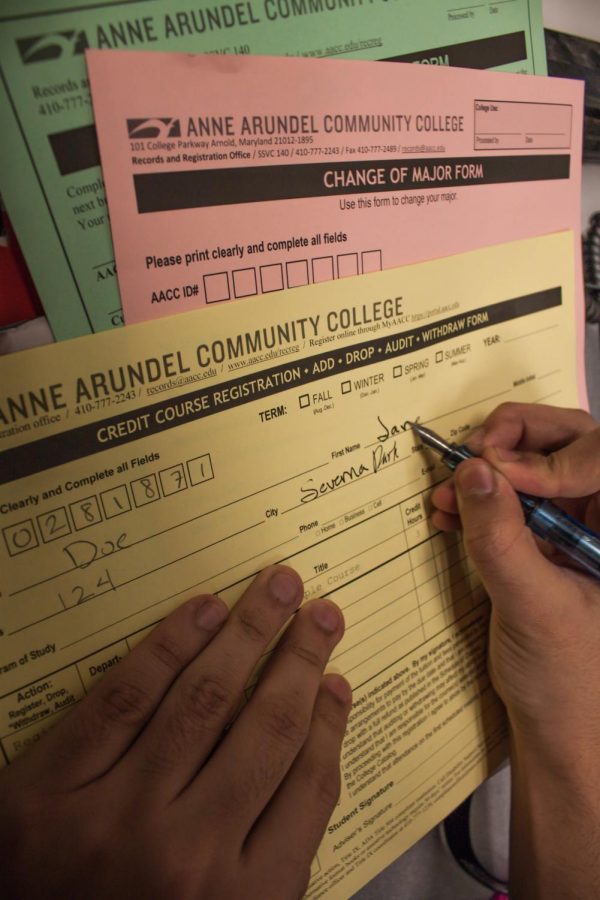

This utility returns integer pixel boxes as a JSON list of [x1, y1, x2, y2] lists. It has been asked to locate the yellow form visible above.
[[0, 232, 580, 897]]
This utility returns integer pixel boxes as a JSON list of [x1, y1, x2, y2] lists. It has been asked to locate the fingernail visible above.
[[195, 598, 228, 630], [269, 570, 301, 607], [492, 446, 522, 463], [323, 674, 353, 705], [312, 601, 342, 634], [457, 460, 495, 496]]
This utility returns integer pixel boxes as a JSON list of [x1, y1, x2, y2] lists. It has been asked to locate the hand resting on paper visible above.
[[431, 401, 600, 899], [0, 565, 351, 900]]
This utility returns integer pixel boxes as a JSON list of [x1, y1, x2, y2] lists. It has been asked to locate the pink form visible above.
[[86, 50, 585, 397]]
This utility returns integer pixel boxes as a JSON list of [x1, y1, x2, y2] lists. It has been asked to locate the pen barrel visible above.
[[524, 497, 600, 579], [445, 444, 474, 469]]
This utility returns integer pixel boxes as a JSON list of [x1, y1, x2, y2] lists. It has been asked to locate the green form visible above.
[[0, 0, 546, 340]]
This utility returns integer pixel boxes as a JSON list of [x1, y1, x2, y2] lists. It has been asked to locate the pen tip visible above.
[[411, 423, 450, 456]]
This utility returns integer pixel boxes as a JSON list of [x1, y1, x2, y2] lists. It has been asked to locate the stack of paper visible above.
[[0, 3, 586, 897]]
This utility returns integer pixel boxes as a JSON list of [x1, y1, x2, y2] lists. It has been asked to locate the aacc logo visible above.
[[126, 118, 182, 139], [17, 31, 88, 64]]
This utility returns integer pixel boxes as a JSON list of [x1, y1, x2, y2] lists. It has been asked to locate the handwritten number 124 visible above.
[[58, 569, 115, 608]]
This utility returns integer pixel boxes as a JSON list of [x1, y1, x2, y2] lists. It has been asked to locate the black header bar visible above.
[[0, 287, 561, 485], [49, 124, 100, 176], [134, 155, 570, 213], [384, 31, 528, 70]]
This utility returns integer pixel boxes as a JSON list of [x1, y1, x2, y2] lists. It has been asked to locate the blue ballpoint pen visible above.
[[410, 421, 600, 580]]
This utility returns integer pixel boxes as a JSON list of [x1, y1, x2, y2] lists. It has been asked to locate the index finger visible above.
[[483, 427, 600, 500], [468, 403, 596, 454], [185, 598, 345, 835]]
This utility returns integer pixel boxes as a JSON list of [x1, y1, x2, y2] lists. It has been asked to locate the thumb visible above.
[[454, 458, 568, 619]]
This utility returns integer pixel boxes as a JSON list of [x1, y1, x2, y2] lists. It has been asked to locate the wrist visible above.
[[510, 723, 596, 801], [508, 727, 600, 900]]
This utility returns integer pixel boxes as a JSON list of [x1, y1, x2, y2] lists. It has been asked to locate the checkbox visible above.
[[286, 259, 309, 288], [361, 249, 382, 274], [337, 253, 359, 278], [204, 272, 230, 303], [312, 256, 334, 283], [233, 267, 257, 298], [260, 263, 284, 293], [341, 380, 351, 394], [393, 365, 403, 378], [435, 350, 444, 363], [299, 394, 310, 408]]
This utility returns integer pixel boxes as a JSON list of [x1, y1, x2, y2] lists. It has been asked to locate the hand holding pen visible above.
[[411, 418, 600, 580], [426, 402, 600, 577]]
